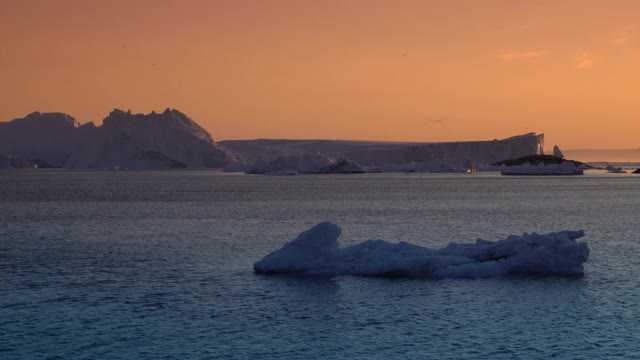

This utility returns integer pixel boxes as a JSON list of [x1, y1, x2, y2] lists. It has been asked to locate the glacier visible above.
[[254, 222, 590, 278]]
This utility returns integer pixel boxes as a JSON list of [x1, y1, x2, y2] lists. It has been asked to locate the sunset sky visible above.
[[1, 0, 639, 149]]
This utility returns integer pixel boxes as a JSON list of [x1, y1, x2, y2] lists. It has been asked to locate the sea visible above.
[[1, 170, 639, 359]]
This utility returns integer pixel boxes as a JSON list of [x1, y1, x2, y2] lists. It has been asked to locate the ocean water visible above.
[[1, 170, 639, 359]]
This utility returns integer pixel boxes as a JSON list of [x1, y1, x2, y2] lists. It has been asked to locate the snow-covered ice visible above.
[[254, 222, 590, 278], [501, 161, 584, 176]]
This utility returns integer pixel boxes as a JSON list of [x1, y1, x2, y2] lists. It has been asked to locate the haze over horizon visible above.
[[1, 0, 639, 149]]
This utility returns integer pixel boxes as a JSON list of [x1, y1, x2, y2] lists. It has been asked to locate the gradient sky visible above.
[[1, 0, 639, 149]]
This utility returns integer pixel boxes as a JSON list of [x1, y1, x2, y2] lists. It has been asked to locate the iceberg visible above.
[[501, 161, 584, 175], [254, 222, 590, 278], [247, 153, 334, 174], [0, 109, 234, 169], [553, 145, 565, 159], [372, 159, 491, 173], [222, 133, 545, 167], [605, 165, 627, 174], [0, 154, 32, 169], [247, 154, 365, 174]]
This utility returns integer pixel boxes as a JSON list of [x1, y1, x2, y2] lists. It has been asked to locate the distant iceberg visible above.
[[254, 222, 590, 278], [222, 133, 545, 167], [605, 165, 627, 174], [0, 109, 234, 169], [501, 161, 584, 176], [372, 159, 490, 173], [247, 154, 365, 174]]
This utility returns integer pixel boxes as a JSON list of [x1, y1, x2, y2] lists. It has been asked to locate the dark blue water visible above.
[[1, 170, 640, 359]]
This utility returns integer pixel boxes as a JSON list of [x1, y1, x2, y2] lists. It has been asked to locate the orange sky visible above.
[[1, 0, 639, 149]]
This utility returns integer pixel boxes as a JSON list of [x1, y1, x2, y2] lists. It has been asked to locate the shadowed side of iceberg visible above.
[[253, 222, 590, 278], [253, 222, 342, 274]]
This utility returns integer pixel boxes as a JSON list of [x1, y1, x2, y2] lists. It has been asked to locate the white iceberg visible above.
[[553, 145, 565, 159], [254, 222, 590, 278], [605, 165, 626, 174], [501, 161, 583, 176]]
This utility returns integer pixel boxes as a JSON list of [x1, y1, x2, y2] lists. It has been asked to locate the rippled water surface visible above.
[[1, 170, 640, 359]]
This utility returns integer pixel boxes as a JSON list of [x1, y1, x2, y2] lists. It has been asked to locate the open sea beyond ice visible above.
[[1, 170, 640, 359]]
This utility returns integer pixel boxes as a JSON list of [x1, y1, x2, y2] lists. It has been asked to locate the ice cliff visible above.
[[0, 109, 234, 169], [1, 110, 548, 171], [0, 112, 83, 167], [222, 133, 545, 167], [254, 222, 590, 278]]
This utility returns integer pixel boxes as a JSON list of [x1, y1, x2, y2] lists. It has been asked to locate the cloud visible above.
[[613, 24, 636, 45], [575, 52, 596, 69], [613, 34, 632, 45], [497, 50, 549, 61]]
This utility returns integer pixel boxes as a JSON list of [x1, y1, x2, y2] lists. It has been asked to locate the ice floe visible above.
[[254, 222, 590, 278]]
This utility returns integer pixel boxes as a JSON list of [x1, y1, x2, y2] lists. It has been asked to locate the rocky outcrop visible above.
[[492, 154, 590, 168]]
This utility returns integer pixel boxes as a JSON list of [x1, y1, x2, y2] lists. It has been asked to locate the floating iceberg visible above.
[[501, 161, 584, 176], [247, 153, 333, 174], [553, 145, 565, 159], [246, 154, 365, 174], [254, 222, 590, 278], [605, 165, 627, 174], [371, 159, 489, 173], [222, 133, 545, 167]]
